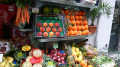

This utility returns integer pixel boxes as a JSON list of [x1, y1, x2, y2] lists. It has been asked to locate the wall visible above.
[[87, 0, 116, 51]]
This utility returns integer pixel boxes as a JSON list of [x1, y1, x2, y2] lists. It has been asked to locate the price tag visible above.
[[32, 8, 39, 13], [53, 44, 58, 49], [0, 54, 3, 62]]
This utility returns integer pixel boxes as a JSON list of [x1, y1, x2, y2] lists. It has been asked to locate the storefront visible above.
[[0, 0, 119, 67]]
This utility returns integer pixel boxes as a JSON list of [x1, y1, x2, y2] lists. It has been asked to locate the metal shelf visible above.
[[34, 0, 97, 9], [19, 29, 34, 31], [38, 35, 95, 42]]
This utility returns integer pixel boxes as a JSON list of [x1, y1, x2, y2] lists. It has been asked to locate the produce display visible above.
[[91, 56, 116, 67], [22, 48, 44, 67], [0, 56, 15, 67], [48, 49, 66, 65], [63, 9, 90, 36], [36, 16, 64, 37]]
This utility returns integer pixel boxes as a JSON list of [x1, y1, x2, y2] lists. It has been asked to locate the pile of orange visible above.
[[65, 10, 89, 36], [80, 60, 93, 67]]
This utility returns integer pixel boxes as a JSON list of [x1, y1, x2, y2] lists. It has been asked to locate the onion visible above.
[[60, 54, 62, 57], [62, 53, 66, 57], [61, 57, 65, 61], [57, 58, 61, 62], [57, 56, 60, 58], [50, 50, 55, 54], [61, 61, 65, 64], [52, 57, 57, 61], [58, 62, 61, 64], [53, 54, 57, 57], [57, 52, 61, 56]]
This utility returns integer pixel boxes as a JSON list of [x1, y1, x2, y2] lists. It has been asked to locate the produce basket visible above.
[[35, 15, 65, 38]]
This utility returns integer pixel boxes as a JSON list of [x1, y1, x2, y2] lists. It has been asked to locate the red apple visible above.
[[58, 27, 63, 32], [36, 22, 42, 27], [54, 23, 60, 27], [37, 32, 42, 36], [40, 27, 45, 32], [55, 32, 60, 37]]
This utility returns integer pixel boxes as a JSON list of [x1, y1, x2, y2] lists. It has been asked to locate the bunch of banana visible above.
[[0, 56, 15, 67]]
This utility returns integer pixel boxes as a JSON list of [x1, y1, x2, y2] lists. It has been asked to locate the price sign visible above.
[[0, 54, 3, 62], [53, 43, 58, 49], [32, 8, 39, 13]]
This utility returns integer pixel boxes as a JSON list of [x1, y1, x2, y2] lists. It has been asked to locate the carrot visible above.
[[16, 8, 21, 22], [26, 9, 30, 24], [21, 9, 24, 24]]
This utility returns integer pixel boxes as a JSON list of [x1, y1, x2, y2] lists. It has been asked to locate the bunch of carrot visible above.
[[14, 6, 30, 26]]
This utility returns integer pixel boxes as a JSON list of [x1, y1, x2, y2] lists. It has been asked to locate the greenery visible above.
[[88, 1, 112, 26]]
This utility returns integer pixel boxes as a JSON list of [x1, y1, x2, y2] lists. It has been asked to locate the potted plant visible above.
[[88, 1, 112, 34]]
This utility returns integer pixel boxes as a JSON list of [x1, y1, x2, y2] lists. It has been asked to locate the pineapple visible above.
[[66, 45, 75, 64]]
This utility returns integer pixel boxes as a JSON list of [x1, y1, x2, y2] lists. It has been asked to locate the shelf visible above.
[[19, 29, 34, 31], [34, 0, 97, 9], [38, 35, 95, 42]]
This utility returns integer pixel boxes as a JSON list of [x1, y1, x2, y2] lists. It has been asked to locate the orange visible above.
[[77, 26, 81, 31], [69, 30, 74, 35], [83, 20, 88, 25], [71, 21, 76, 25], [75, 16, 79, 20], [78, 31, 82, 35], [64, 9, 69, 14], [72, 26, 77, 31], [67, 31, 69, 36], [87, 65, 93, 67], [70, 15, 75, 21], [85, 30, 89, 34], [82, 11, 86, 16], [80, 20, 83, 25], [82, 31, 86, 35], [84, 17, 87, 21], [74, 11, 78, 16], [68, 25, 72, 31], [80, 60, 87, 66], [66, 15, 70, 19], [78, 11, 82, 16], [74, 31, 78, 35], [79, 16, 83, 20], [85, 25, 88, 30], [81, 25, 85, 30], [76, 20, 80, 25]]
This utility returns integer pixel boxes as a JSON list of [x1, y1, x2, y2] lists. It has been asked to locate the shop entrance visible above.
[[109, 0, 120, 51]]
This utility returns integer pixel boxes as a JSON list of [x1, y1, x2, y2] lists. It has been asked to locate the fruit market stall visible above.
[[0, 0, 119, 67]]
